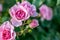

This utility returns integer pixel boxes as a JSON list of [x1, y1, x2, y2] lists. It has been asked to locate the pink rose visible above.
[[0, 4, 3, 12], [39, 5, 53, 20], [29, 19, 39, 28], [10, 18, 22, 27], [21, 1, 38, 17], [0, 21, 16, 40], [9, 3, 30, 22]]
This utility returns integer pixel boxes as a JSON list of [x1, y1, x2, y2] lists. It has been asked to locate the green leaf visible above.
[[16, 36, 20, 40], [53, 6, 60, 25], [32, 0, 45, 8], [41, 20, 51, 28], [45, 0, 57, 7], [30, 29, 45, 40], [4, 0, 16, 8], [14, 27, 20, 32], [56, 0, 60, 6], [26, 0, 33, 4], [1, 16, 9, 23]]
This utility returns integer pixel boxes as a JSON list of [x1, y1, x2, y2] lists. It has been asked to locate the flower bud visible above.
[[29, 19, 39, 28]]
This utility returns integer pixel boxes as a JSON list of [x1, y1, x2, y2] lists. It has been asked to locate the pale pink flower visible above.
[[10, 18, 22, 27], [39, 5, 53, 20], [29, 19, 39, 28], [9, 3, 30, 22], [0, 21, 16, 40], [21, 1, 38, 17], [0, 4, 3, 12]]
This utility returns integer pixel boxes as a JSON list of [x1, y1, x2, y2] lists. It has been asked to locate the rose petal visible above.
[[10, 18, 22, 27]]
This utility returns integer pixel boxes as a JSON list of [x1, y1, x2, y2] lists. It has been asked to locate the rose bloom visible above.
[[9, 2, 30, 22], [0, 21, 16, 40], [39, 5, 53, 20], [21, 1, 38, 17], [0, 4, 3, 12], [29, 19, 39, 28]]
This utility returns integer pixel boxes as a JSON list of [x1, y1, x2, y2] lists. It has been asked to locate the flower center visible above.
[[2, 29, 11, 40], [15, 9, 26, 20]]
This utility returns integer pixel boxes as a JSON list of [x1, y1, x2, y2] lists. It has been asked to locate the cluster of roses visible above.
[[0, 1, 53, 40]]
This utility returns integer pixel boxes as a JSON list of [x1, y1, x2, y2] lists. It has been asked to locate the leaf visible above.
[[41, 20, 51, 28], [30, 29, 45, 40], [4, 0, 16, 8], [53, 6, 60, 25], [16, 36, 20, 40], [14, 27, 20, 32], [26, 0, 33, 4], [32, 0, 45, 8], [56, 0, 60, 6], [1, 16, 9, 23], [45, 0, 57, 7]]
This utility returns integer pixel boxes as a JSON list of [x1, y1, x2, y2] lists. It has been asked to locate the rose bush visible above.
[[0, 0, 60, 40]]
